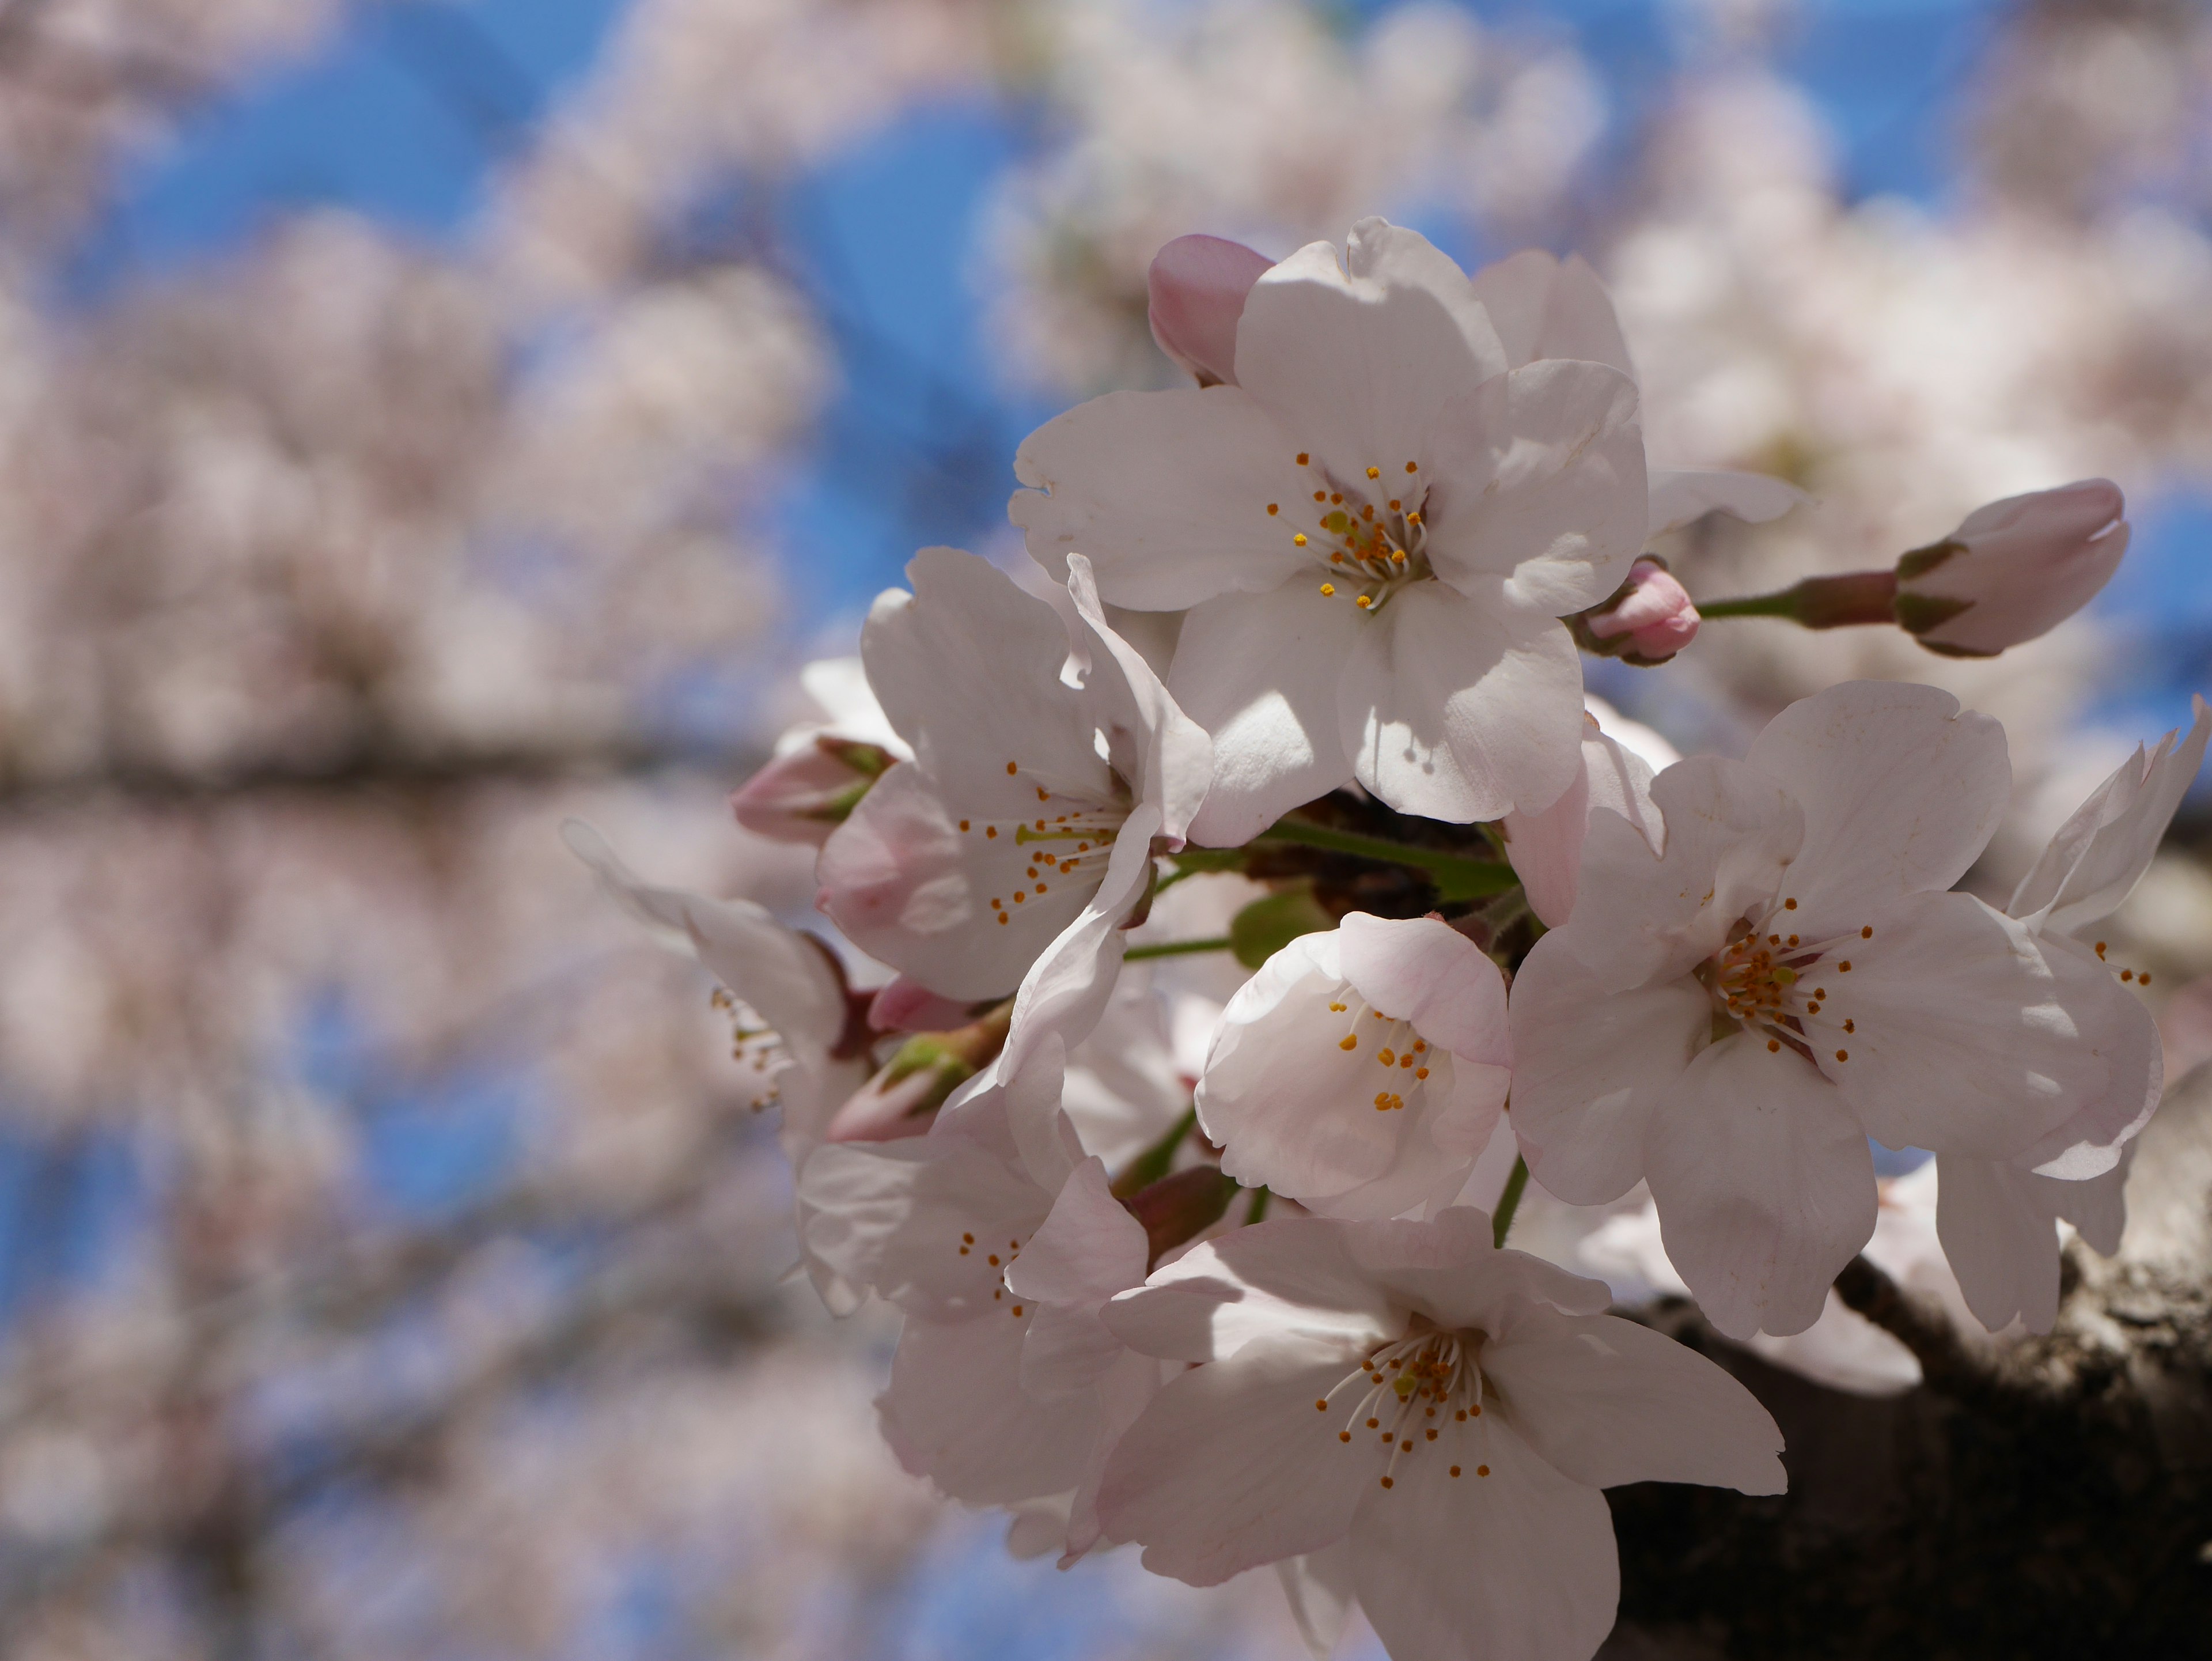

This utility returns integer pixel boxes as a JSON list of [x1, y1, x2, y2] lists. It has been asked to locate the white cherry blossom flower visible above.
[[817, 547, 1210, 1001], [1010, 218, 1648, 838], [1095, 1209, 1784, 1661], [1930, 696, 2208, 1330], [797, 1039, 1156, 1560], [1196, 913, 1510, 1219], [1507, 682, 2149, 1338]]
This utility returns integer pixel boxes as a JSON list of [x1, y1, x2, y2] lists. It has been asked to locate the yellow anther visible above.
[[1356, 595, 1373, 610], [1366, 466, 1380, 479], [1320, 583, 1335, 596], [1294, 533, 1309, 546], [1339, 1034, 1358, 1051]]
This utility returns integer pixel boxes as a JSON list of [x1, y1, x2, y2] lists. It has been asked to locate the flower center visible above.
[[1693, 899, 1872, 1067], [710, 986, 789, 1111], [1328, 992, 1435, 1111], [1267, 454, 1435, 614], [1317, 1320, 1493, 1488], [959, 762, 1128, 926]]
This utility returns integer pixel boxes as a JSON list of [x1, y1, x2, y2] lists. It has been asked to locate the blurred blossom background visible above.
[[3, 0, 2212, 1655]]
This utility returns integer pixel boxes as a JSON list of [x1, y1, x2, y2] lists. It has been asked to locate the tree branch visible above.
[[1831, 1253, 2037, 1413]]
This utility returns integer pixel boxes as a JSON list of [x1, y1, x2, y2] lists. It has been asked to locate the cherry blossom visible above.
[[817, 547, 1210, 1002], [1147, 233, 1272, 388], [1195, 913, 1510, 1219], [1895, 479, 2130, 657], [1507, 682, 2149, 1338], [1497, 696, 1673, 929], [1095, 1209, 1785, 1661], [1580, 557, 1700, 664], [1011, 218, 1647, 838], [730, 656, 909, 846]]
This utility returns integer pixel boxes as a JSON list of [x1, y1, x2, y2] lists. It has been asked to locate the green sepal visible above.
[[1229, 883, 1336, 968]]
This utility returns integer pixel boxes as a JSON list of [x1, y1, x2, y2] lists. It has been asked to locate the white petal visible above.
[[1236, 221, 1505, 487], [1933, 1154, 2059, 1333], [1096, 1335, 1373, 1587], [2040, 1153, 2131, 1256], [1103, 1217, 1400, 1363], [1645, 1034, 1878, 1339], [1483, 1308, 1786, 1493], [1350, 1415, 1617, 1661], [1338, 913, 1511, 1065], [1010, 386, 1305, 609], [863, 547, 1111, 810], [1340, 581, 1584, 823], [1503, 722, 1662, 929], [1823, 892, 2112, 1161], [1008, 1157, 1149, 1398], [817, 763, 1095, 1000], [1353, 1209, 1614, 1331], [1745, 682, 2009, 934], [562, 819, 846, 1054], [1646, 468, 1807, 536], [1171, 581, 1359, 846], [1469, 248, 1636, 376], [1421, 359, 1647, 615], [1277, 1542, 1358, 1661], [2009, 695, 2210, 933], [1506, 940, 1711, 1205], [878, 1310, 1092, 1504], [1064, 552, 1213, 839]]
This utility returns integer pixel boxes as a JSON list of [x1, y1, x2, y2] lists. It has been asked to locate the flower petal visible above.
[[1483, 1307, 1786, 1493], [1235, 220, 1505, 486], [1065, 551, 1213, 839], [1010, 387, 1306, 609], [1507, 939, 1712, 1205], [1933, 1153, 2059, 1333], [1469, 248, 1635, 375], [1645, 468, 1806, 537], [878, 1310, 1092, 1505], [1096, 1335, 1373, 1587], [1745, 682, 2010, 933], [1340, 581, 1583, 823], [1421, 358, 1647, 615], [1276, 1542, 1358, 1661], [1645, 1034, 1878, 1339], [1103, 1216, 1402, 1364], [1170, 580, 1360, 846], [1338, 912, 1511, 1065], [1349, 1414, 1617, 1661], [1149, 233, 1272, 386]]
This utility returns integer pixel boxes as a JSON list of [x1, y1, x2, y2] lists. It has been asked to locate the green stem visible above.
[[1112, 1106, 1197, 1198], [1256, 820, 1518, 900], [1124, 936, 1233, 962], [1245, 1186, 1272, 1224], [1491, 1156, 1531, 1249], [1697, 570, 1899, 629]]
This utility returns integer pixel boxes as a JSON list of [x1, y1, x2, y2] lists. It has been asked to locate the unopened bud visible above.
[[1893, 479, 2128, 657], [1148, 234, 1271, 388], [1120, 1164, 1240, 1267], [730, 736, 895, 846], [820, 1000, 1012, 1142], [1575, 558, 1701, 665]]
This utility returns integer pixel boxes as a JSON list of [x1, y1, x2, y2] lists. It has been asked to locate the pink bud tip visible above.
[[868, 976, 973, 1034], [1588, 558, 1701, 661], [1898, 479, 2129, 656], [1147, 234, 1271, 388]]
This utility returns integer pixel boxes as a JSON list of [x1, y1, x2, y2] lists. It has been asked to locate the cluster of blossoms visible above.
[[577, 221, 2202, 1660]]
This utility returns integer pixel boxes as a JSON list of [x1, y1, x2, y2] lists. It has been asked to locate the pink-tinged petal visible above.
[[1276, 1542, 1358, 1661], [1064, 552, 1213, 839], [1234, 220, 1506, 489], [1745, 682, 2010, 933], [1501, 741, 1589, 929], [2010, 695, 2210, 934], [2003, 934, 2160, 1179], [2040, 1152, 2131, 1256], [878, 1311, 1092, 1505], [1350, 1414, 1618, 1661], [1009, 1157, 1149, 1398], [1469, 248, 1636, 376], [868, 975, 973, 1034], [1819, 892, 2113, 1161], [729, 739, 888, 846], [1170, 580, 1360, 846], [862, 547, 1111, 811], [1421, 359, 1647, 614], [1508, 940, 1711, 1205], [1904, 480, 2128, 656], [1547, 757, 1804, 992], [1340, 581, 1584, 823], [1149, 233, 1272, 387], [562, 820, 846, 1054], [1585, 559, 1700, 662], [1933, 1153, 2060, 1334], [1645, 1034, 1878, 1340], [1010, 385, 1305, 610], [1482, 1307, 1786, 1493], [817, 763, 1093, 1000], [1096, 1335, 1373, 1586], [1353, 1209, 1614, 1331], [1104, 1216, 1402, 1364], [1062, 1348, 1162, 1565], [1337, 913, 1511, 1065], [1645, 468, 1807, 538]]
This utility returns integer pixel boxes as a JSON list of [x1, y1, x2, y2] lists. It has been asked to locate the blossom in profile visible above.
[[1096, 1209, 1784, 1661], [1195, 913, 1510, 1219], [730, 657, 909, 846], [816, 547, 1210, 1003], [1013, 218, 1647, 839], [1895, 479, 2129, 657], [1507, 682, 2151, 1338], [1147, 232, 1272, 387]]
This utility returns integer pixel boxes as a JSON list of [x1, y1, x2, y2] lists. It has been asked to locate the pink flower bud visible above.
[[1894, 479, 2128, 657], [1147, 234, 1271, 388], [1584, 558, 1701, 664], [868, 975, 973, 1034], [729, 736, 893, 847]]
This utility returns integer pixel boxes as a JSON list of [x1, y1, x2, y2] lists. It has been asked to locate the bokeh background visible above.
[[3, 1, 2211, 1656]]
